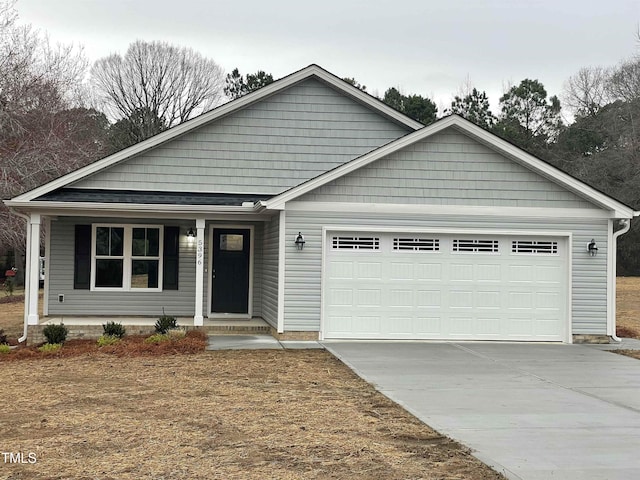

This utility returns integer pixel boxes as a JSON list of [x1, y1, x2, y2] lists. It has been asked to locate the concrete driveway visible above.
[[323, 341, 640, 480]]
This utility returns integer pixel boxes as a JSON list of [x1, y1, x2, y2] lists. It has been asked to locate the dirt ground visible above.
[[1, 351, 504, 480], [616, 277, 640, 338]]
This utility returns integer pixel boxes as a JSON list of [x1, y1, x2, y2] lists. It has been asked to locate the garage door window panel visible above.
[[512, 240, 558, 255], [393, 238, 440, 252], [332, 236, 380, 251], [453, 239, 499, 253]]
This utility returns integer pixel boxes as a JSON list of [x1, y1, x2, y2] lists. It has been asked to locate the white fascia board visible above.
[[5, 200, 259, 215], [284, 201, 617, 219], [12, 65, 420, 203]]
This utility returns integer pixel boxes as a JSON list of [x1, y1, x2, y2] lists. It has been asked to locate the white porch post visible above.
[[193, 218, 206, 326], [27, 213, 41, 325], [277, 210, 286, 333]]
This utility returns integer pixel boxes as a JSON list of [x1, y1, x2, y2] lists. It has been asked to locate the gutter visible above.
[[4, 200, 259, 215], [610, 218, 632, 343], [8, 208, 30, 343]]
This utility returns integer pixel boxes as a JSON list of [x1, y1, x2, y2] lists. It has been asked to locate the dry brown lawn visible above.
[[1, 351, 504, 480]]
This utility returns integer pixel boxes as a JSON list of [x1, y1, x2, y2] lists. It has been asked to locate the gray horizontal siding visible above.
[[284, 210, 609, 335], [71, 79, 411, 194], [47, 217, 265, 318], [260, 214, 279, 328], [48, 217, 197, 317], [299, 128, 595, 209]]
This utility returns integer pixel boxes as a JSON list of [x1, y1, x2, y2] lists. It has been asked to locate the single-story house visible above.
[[5, 64, 637, 343]]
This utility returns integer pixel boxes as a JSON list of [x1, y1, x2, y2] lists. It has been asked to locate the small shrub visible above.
[[102, 321, 126, 338], [167, 328, 186, 340], [0, 329, 7, 345], [3, 277, 14, 297], [0, 344, 11, 354], [38, 343, 62, 353], [155, 315, 178, 334], [97, 335, 120, 347], [145, 333, 170, 344], [43, 323, 68, 344]]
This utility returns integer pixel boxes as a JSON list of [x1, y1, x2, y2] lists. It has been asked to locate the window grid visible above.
[[393, 238, 440, 252], [332, 236, 380, 250], [512, 240, 558, 255], [452, 239, 499, 253], [92, 224, 163, 291]]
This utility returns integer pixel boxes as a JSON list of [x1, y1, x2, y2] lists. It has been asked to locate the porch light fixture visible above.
[[587, 239, 598, 257], [294, 232, 305, 250], [187, 228, 195, 240]]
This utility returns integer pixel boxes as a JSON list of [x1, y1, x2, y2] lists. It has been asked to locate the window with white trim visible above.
[[332, 236, 380, 250], [511, 240, 558, 255], [393, 238, 440, 252], [93, 224, 163, 290], [452, 239, 499, 253]]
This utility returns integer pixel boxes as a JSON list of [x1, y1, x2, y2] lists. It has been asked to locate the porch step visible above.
[[200, 319, 271, 335], [201, 325, 271, 335]]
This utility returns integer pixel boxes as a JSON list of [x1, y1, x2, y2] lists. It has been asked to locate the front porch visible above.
[[17, 209, 287, 344]]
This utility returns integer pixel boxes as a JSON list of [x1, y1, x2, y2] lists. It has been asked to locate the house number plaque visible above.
[[197, 239, 204, 265]]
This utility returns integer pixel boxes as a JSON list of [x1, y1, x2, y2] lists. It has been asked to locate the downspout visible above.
[[609, 218, 631, 343], [9, 208, 30, 343]]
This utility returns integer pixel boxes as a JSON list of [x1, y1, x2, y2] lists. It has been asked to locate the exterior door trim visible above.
[[207, 224, 254, 318]]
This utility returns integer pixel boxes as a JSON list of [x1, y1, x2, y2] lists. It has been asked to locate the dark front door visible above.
[[211, 228, 250, 314]]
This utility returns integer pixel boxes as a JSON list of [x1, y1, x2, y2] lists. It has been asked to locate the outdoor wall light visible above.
[[295, 232, 305, 250], [187, 228, 195, 240], [587, 239, 598, 257]]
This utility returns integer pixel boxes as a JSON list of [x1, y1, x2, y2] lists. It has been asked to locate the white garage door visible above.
[[323, 232, 568, 341]]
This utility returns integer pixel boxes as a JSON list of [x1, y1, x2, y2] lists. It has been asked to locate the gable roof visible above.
[[10, 64, 423, 203], [262, 115, 636, 218]]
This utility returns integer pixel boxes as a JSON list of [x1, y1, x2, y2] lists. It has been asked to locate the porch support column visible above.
[[277, 210, 286, 333], [193, 218, 206, 326], [27, 213, 41, 325]]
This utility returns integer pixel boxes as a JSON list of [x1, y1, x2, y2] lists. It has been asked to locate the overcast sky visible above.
[[15, 0, 640, 114]]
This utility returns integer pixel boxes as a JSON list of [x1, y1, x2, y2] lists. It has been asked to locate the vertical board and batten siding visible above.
[[48, 218, 264, 318], [260, 215, 280, 327], [299, 128, 595, 208], [284, 211, 609, 335], [70, 79, 411, 194]]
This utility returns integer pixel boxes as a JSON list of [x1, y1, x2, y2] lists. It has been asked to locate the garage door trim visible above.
[[320, 226, 573, 343]]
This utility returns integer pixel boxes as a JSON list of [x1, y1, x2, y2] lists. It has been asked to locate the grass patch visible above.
[[38, 343, 62, 353], [97, 334, 120, 347]]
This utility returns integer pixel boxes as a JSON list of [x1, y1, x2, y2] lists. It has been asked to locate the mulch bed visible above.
[[0, 330, 208, 361], [0, 293, 24, 304]]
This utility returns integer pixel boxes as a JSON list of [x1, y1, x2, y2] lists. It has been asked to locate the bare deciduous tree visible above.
[[0, 1, 105, 268], [607, 58, 640, 103], [563, 66, 610, 117], [91, 40, 225, 141]]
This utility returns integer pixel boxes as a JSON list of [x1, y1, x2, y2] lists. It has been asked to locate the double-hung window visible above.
[[92, 224, 163, 291]]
